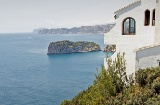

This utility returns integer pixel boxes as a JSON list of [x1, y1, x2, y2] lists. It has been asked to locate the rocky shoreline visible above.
[[104, 45, 116, 52], [47, 40, 101, 54]]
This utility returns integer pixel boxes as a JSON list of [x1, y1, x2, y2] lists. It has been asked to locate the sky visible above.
[[0, 0, 135, 33]]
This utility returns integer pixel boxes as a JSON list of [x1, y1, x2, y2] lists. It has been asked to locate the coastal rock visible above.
[[104, 45, 116, 52], [47, 40, 101, 54]]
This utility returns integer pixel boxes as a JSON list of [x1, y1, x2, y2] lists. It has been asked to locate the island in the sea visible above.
[[47, 40, 101, 54], [103, 45, 116, 52]]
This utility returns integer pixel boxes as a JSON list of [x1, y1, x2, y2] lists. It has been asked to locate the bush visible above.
[[135, 69, 148, 87], [152, 77, 160, 94], [61, 53, 160, 105]]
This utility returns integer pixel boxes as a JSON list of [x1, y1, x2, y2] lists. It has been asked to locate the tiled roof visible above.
[[114, 0, 141, 14], [134, 43, 160, 52]]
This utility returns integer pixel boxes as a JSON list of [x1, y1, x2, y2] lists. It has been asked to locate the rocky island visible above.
[[47, 40, 101, 54], [104, 45, 116, 52]]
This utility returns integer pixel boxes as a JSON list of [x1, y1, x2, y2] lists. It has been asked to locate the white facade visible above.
[[135, 44, 160, 70], [104, 0, 160, 74]]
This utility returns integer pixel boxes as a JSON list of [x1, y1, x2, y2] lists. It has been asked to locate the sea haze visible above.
[[0, 33, 110, 105]]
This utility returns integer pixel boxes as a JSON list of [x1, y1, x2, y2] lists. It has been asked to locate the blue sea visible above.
[[0, 33, 110, 105]]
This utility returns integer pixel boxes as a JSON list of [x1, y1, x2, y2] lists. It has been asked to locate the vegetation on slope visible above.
[[61, 53, 160, 105]]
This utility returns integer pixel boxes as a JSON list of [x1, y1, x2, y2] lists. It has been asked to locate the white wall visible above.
[[104, 0, 156, 75], [136, 45, 160, 70], [155, 0, 160, 43]]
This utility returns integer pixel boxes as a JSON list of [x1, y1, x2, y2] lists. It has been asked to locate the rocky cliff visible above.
[[47, 40, 101, 54], [104, 45, 116, 52], [33, 24, 115, 34]]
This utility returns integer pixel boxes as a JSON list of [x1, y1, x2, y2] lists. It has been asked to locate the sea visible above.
[[0, 33, 111, 105]]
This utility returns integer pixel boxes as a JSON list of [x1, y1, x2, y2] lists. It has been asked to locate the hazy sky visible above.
[[0, 0, 135, 33]]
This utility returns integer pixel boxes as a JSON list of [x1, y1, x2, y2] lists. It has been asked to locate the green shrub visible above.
[[61, 53, 160, 105], [135, 69, 148, 87], [152, 77, 160, 94]]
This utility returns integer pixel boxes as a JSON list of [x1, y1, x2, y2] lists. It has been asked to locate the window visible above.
[[123, 18, 136, 35], [157, 0, 159, 3], [157, 60, 160, 66], [152, 9, 155, 26], [145, 10, 150, 26]]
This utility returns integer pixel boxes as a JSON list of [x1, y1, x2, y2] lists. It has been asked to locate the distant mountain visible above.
[[33, 24, 115, 34]]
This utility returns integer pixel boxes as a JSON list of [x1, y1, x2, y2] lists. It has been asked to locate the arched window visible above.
[[145, 10, 150, 26], [152, 9, 155, 26], [123, 18, 136, 35]]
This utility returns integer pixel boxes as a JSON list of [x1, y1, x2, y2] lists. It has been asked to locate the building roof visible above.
[[134, 43, 160, 52], [114, 0, 141, 14]]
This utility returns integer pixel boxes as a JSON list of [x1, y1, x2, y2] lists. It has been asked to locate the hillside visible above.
[[33, 24, 115, 34], [61, 53, 160, 105]]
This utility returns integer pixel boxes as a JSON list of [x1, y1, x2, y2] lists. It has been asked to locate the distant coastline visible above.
[[33, 24, 115, 34]]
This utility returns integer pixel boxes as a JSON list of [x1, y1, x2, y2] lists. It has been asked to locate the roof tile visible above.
[[114, 0, 141, 14]]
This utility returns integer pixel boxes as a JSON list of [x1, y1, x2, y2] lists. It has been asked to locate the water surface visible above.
[[0, 33, 109, 105]]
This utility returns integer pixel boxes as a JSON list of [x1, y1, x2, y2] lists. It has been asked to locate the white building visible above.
[[104, 0, 160, 74]]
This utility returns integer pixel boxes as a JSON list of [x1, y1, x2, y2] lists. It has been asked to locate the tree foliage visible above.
[[61, 53, 160, 105]]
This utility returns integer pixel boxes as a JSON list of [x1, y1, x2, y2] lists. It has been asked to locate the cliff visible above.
[[33, 24, 115, 34], [47, 40, 101, 54]]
